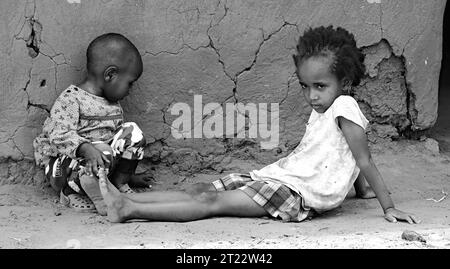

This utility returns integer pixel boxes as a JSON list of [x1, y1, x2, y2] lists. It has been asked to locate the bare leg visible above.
[[126, 182, 215, 203], [354, 173, 376, 199], [80, 174, 107, 215], [99, 177, 268, 223]]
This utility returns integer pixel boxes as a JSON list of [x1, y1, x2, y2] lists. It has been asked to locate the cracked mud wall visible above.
[[0, 0, 445, 185]]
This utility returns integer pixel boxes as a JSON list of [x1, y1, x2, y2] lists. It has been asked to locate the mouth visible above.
[[311, 104, 322, 110]]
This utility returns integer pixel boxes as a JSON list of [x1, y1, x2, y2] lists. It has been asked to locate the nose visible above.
[[309, 89, 319, 101]]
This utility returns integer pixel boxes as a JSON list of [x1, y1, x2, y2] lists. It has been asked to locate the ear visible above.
[[104, 65, 119, 82]]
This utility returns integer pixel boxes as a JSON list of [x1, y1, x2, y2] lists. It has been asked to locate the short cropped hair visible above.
[[86, 33, 141, 74]]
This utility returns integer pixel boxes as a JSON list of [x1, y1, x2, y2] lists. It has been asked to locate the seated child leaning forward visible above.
[[33, 33, 150, 215], [98, 26, 420, 225]]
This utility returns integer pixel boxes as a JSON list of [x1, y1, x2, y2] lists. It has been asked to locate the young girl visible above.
[[98, 26, 420, 224]]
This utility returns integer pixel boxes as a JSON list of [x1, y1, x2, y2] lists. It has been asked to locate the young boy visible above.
[[33, 33, 149, 215]]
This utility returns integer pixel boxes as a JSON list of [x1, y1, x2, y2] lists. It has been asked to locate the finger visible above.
[[384, 214, 397, 223], [85, 163, 93, 176], [92, 160, 98, 176], [97, 157, 105, 169], [405, 215, 414, 224], [101, 154, 111, 165], [410, 215, 421, 224]]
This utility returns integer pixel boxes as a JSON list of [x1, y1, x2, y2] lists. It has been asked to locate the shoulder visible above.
[[331, 95, 363, 115], [51, 85, 82, 114], [332, 95, 358, 108], [57, 85, 81, 100], [330, 95, 369, 130]]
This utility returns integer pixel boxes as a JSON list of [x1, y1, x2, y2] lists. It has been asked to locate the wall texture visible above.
[[0, 0, 446, 185]]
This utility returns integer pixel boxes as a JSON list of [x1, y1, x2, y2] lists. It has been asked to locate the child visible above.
[[33, 33, 150, 215], [98, 26, 420, 224]]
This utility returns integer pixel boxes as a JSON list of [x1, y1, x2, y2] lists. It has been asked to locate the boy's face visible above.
[[103, 58, 142, 103], [297, 56, 343, 114]]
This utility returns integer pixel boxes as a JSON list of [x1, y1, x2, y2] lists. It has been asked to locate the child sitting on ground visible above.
[[98, 26, 420, 224], [33, 33, 151, 215]]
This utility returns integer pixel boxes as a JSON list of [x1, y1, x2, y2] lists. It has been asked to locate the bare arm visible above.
[[338, 116, 420, 224]]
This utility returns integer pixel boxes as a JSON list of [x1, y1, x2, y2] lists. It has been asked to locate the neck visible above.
[[78, 75, 103, 97]]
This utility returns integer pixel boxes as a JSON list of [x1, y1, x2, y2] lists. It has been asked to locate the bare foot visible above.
[[98, 170, 129, 223], [355, 186, 376, 199], [79, 174, 107, 215], [118, 183, 135, 194], [110, 171, 139, 193]]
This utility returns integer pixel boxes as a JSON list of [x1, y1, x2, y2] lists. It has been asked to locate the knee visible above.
[[92, 142, 113, 154], [194, 191, 220, 205]]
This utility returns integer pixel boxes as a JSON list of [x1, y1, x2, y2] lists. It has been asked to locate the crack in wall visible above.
[[143, 42, 212, 57], [141, 1, 233, 140], [12, 0, 62, 114], [279, 72, 298, 105], [25, 18, 41, 58], [379, 3, 384, 38], [21, 64, 51, 113], [207, 19, 298, 105], [2, 123, 31, 160], [235, 21, 297, 80], [156, 17, 298, 145], [215, 0, 228, 26], [400, 27, 428, 56]]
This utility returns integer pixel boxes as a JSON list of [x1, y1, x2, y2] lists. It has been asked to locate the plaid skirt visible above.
[[212, 173, 312, 222]]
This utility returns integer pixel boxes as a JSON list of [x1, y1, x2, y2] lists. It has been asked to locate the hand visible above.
[[384, 208, 421, 224], [77, 143, 110, 176]]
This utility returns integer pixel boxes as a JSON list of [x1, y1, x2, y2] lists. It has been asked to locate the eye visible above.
[[315, 83, 325, 89], [299, 82, 307, 89]]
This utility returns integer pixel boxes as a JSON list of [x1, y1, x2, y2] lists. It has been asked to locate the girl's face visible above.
[[297, 56, 344, 114]]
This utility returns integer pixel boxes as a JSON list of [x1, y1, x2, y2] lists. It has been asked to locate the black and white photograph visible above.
[[0, 0, 449, 255]]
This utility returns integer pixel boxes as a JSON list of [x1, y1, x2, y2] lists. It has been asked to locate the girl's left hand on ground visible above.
[[384, 208, 421, 224]]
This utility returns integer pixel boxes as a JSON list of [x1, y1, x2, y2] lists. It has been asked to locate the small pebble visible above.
[[401, 230, 426, 243]]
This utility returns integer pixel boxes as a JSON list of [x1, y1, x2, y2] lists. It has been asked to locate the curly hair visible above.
[[293, 25, 365, 86]]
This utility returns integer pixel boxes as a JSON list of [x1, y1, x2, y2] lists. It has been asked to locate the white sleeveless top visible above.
[[250, 95, 369, 213]]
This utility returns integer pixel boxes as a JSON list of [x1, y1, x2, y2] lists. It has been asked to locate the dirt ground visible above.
[[0, 139, 449, 249]]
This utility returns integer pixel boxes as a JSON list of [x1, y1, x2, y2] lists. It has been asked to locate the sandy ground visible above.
[[0, 140, 449, 249]]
